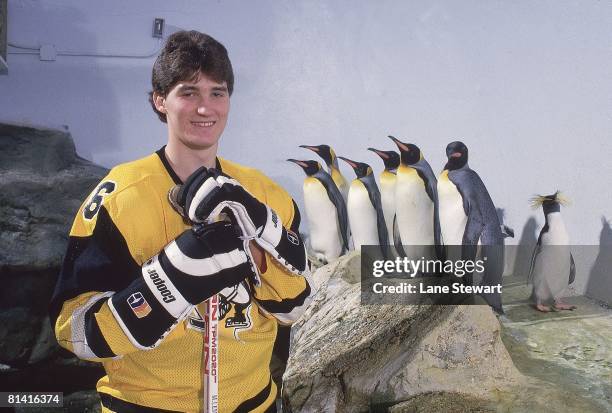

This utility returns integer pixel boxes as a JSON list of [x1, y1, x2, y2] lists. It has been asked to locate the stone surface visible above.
[[0, 123, 108, 270], [284, 255, 611, 412], [0, 123, 107, 410], [500, 275, 612, 412], [283, 254, 522, 412]]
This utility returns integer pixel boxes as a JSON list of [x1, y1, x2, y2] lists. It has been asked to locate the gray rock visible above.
[[283, 254, 522, 412], [0, 123, 107, 406], [0, 123, 107, 270]]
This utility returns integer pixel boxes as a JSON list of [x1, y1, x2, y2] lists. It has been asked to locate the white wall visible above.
[[1, 1, 611, 259]]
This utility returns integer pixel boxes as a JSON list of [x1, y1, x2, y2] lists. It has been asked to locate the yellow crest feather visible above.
[[529, 190, 570, 209]]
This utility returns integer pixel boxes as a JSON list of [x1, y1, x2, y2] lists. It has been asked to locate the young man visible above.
[[50, 30, 313, 413]]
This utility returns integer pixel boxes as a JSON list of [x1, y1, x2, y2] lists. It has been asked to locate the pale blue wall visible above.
[[1, 1, 611, 266]]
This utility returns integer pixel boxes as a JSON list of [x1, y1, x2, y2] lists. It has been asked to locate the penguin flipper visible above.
[[501, 225, 515, 238], [527, 243, 541, 284], [415, 159, 444, 258], [479, 244, 505, 314], [393, 214, 406, 257], [363, 177, 390, 258], [317, 171, 350, 252], [569, 252, 576, 285]]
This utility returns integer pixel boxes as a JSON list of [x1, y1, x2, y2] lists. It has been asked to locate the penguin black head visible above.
[[338, 156, 372, 179], [388, 136, 422, 165], [367, 148, 400, 171], [530, 191, 569, 215], [444, 141, 469, 170], [287, 159, 321, 176], [299, 144, 336, 168]]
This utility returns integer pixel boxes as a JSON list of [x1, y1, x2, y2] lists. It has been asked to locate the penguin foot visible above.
[[553, 302, 577, 311], [534, 304, 552, 312]]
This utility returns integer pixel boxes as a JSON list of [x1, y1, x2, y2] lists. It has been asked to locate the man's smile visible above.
[[191, 121, 216, 127]]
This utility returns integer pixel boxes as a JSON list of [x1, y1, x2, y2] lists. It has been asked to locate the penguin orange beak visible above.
[[450, 152, 462, 158], [388, 135, 409, 152]]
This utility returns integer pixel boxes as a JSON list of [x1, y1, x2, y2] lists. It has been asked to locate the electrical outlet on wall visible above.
[[153, 18, 164, 38]]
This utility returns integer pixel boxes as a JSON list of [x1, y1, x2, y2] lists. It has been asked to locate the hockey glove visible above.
[[172, 167, 307, 277], [109, 221, 257, 349]]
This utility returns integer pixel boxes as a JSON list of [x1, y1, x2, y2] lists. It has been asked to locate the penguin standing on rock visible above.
[[287, 159, 349, 264], [437, 141, 504, 313], [368, 148, 400, 247], [338, 156, 389, 258], [528, 191, 577, 312], [299, 144, 349, 200], [389, 136, 442, 261]]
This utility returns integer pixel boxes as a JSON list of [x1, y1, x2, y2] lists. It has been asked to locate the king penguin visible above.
[[287, 159, 349, 264], [337, 156, 389, 258], [299, 144, 349, 201], [389, 136, 442, 262], [528, 191, 577, 312], [437, 141, 504, 313], [368, 147, 400, 248]]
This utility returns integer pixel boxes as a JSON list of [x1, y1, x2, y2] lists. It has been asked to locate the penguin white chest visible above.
[[302, 178, 343, 260], [540, 213, 570, 245], [395, 168, 434, 244], [532, 213, 572, 303], [347, 180, 378, 250], [437, 175, 467, 246]]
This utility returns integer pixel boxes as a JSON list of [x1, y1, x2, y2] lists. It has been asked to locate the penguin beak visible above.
[[388, 135, 409, 152], [337, 156, 358, 170], [368, 147, 389, 159], [299, 145, 319, 153], [450, 152, 462, 158], [287, 159, 309, 169]]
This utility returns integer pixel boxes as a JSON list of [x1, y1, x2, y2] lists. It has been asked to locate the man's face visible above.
[[156, 72, 230, 151]]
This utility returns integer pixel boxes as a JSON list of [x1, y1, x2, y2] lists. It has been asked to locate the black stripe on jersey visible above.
[[158, 249, 251, 305], [156, 146, 182, 185], [111, 276, 178, 348], [83, 296, 116, 358], [49, 206, 142, 328], [99, 392, 182, 413], [234, 377, 274, 413], [156, 146, 223, 185], [256, 283, 311, 315]]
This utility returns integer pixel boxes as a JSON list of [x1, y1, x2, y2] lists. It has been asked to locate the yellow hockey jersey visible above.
[[49, 148, 312, 412]]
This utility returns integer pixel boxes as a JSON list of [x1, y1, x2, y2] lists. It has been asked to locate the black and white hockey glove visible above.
[[171, 167, 307, 277], [109, 221, 257, 349]]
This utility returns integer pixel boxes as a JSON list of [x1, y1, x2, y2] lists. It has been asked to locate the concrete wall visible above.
[[1, 1, 610, 294]]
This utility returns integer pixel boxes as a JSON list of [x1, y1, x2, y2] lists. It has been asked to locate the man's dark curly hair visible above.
[[148, 30, 234, 123]]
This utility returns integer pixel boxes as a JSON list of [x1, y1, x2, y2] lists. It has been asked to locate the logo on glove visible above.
[[286, 229, 300, 246], [128, 292, 152, 318]]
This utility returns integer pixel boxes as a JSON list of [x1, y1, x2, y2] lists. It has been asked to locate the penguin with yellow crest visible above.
[[368, 147, 400, 248], [287, 159, 349, 264], [528, 191, 577, 312], [337, 156, 389, 258], [299, 144, 349, 201], [389, 135, 442, 262]]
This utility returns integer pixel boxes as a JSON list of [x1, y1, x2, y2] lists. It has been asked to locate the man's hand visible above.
[[108, 220, 258, 349], [171, 167, 307, 277], [249, 240, 267, 273]]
